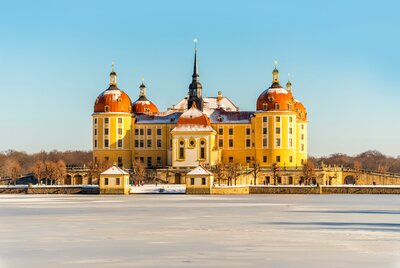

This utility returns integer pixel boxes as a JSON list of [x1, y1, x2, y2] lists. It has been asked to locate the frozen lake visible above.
[[0, 194, 400, 268]]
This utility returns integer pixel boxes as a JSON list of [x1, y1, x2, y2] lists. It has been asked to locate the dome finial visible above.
[[286, 73, 292, 91], [109, 62, 117, 86], [139, 77, 146, 97], [272, 60, 279, 84]]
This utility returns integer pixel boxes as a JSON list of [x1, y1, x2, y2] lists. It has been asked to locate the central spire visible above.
[[188, 39, 203, 111]]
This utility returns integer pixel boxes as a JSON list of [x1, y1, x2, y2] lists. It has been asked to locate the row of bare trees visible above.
[[32, 160, 67, 185]]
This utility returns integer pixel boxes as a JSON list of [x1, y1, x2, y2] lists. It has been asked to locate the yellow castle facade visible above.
[[92, 49, 308, 182]]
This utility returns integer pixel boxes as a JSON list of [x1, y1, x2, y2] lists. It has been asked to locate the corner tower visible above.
[[93, 63, 133, 169]]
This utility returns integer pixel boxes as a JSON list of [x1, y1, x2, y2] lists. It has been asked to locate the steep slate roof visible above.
[[209, 109, 254, 124], [135, 112, 182, 124]]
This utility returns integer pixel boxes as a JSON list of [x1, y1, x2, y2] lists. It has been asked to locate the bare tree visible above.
[[212, 162, 225, 186], [302, 160, 315, 185], [272, 162, 279, 185], [132, 160, 146, 186], [251, 161, 260, 185], [32, 160, 45, 185], [55, 160, 67, 185], [86, 160, 109, 185], [226, 162, 240, 186], [353, 160, 362, 184], [4, 159, 21, 185], [43, 160, 57, 185]]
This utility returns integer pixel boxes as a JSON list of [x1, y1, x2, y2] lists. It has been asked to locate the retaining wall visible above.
[[0, 186, 99, 194]]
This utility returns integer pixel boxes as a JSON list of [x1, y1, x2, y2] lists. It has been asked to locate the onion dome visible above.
[[294, 100, 307, 121], [94, 63, 132, 113], [173, 102, 214, 132], [256, 62, 294, 111], [132, 79, 159, 114]]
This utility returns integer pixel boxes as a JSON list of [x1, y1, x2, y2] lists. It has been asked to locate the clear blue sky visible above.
[[1, 0, 399, 157]]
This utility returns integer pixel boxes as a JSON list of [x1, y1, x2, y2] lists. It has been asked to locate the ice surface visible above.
[[0, 195, 400, 268]]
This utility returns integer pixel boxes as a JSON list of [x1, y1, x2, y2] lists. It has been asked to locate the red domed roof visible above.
[[174, 103, 214, 132], [132, 96, 159, 114], [256, 83, 294, 111], [294, 100, 307, 121], [94, 85, 132, 113]]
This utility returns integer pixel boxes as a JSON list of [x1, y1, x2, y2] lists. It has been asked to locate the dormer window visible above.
[[263, 103, 268, 111], [105, 106, 109, 112], [275, 103, 280, 110], [287, 103, 292, 110], [145, 108, 150, 113]]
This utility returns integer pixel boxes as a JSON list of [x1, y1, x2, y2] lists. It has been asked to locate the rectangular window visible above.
[[229, 128, 233, 135], [276, 156, 281, 162], [263, 117, 268, 123], [118, 157, 122, 167], [147, 128, 152, 135], [135, 140, 139, 148], [263, 138, 267, 147], [147, 157, 152, 167], [289, 156, 293, 162], [301, 144, 305, 151], [229, 157, 233, 163], [94, 118, 97, 124], [246, 157, 251, 163], [104, 128, 109, 135], [147, 139, 152, 148], [265, 176, 270, 184], [276, 127, 281, 134], [104, 178, 109, 185], [288, 176, 293, 184], [289, 117, 293, 123], [289, 128, 293, 134], [229, 139, 233, 148], [157, 139, 162, 148], [219, 139, 223, 148], [118, 139, 123, 148], [157, 157, 161, 166], [104, 139, 109, 147], [301, 124, 304, 130], [139, 129, 144, 135], [94, 140, 97, 148], [218, 128, 223, 135], [276, 138, 281, 147], [139, 140, 144, 148], [118, 118, 122, 124], [263, 156, 267, 163], [94, 129, 97, 135], [263, 127, 267, 134], [301, 134, 304, 140], [201, 178, 206, 185], [289, 138, 293, 147], [157, 128, 162, 135], [246, 128, 250, 135], [135, 129, 139, 135], [191, 178, 195, 185], [140, 157, 144, 163], [200, 148, 205, 159], [277, 177, 282, 184], [118, 128, 122, 135], [276, 116, 281, 123], [116, 178, 120, 185], [246, 139, 251, 147], [104, 118, 109, 124]]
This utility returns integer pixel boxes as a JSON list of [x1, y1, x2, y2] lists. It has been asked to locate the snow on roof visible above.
[[187, 166, 213, 176], [268, 88, 288, 94], [172, 124, 215, 132], [209, 110, 254, 124], [170, 96, 239, 115], [135, 112, 182, 124], [101, 166, 129, 175], [102, 89, 122, 101]]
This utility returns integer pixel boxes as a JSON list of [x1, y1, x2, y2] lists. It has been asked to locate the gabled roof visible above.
[[187, 166, 213, 176], [101, 166, 129, 175], [170, 96, 239, 115]]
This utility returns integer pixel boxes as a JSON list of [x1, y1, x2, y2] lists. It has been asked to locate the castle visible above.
[[92, 47, 308, 184]]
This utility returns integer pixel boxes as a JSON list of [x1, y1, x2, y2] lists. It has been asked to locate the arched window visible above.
[[189, 138, 196, 148], [105, 105, 109, 112], [178, 140, 185, 160], [263, 103, 268, 111], [199, 140, 206, 160]]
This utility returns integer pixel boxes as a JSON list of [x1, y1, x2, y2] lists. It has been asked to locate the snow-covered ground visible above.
[[130, 184, 186, 194], [0, 195, 399, 268]]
